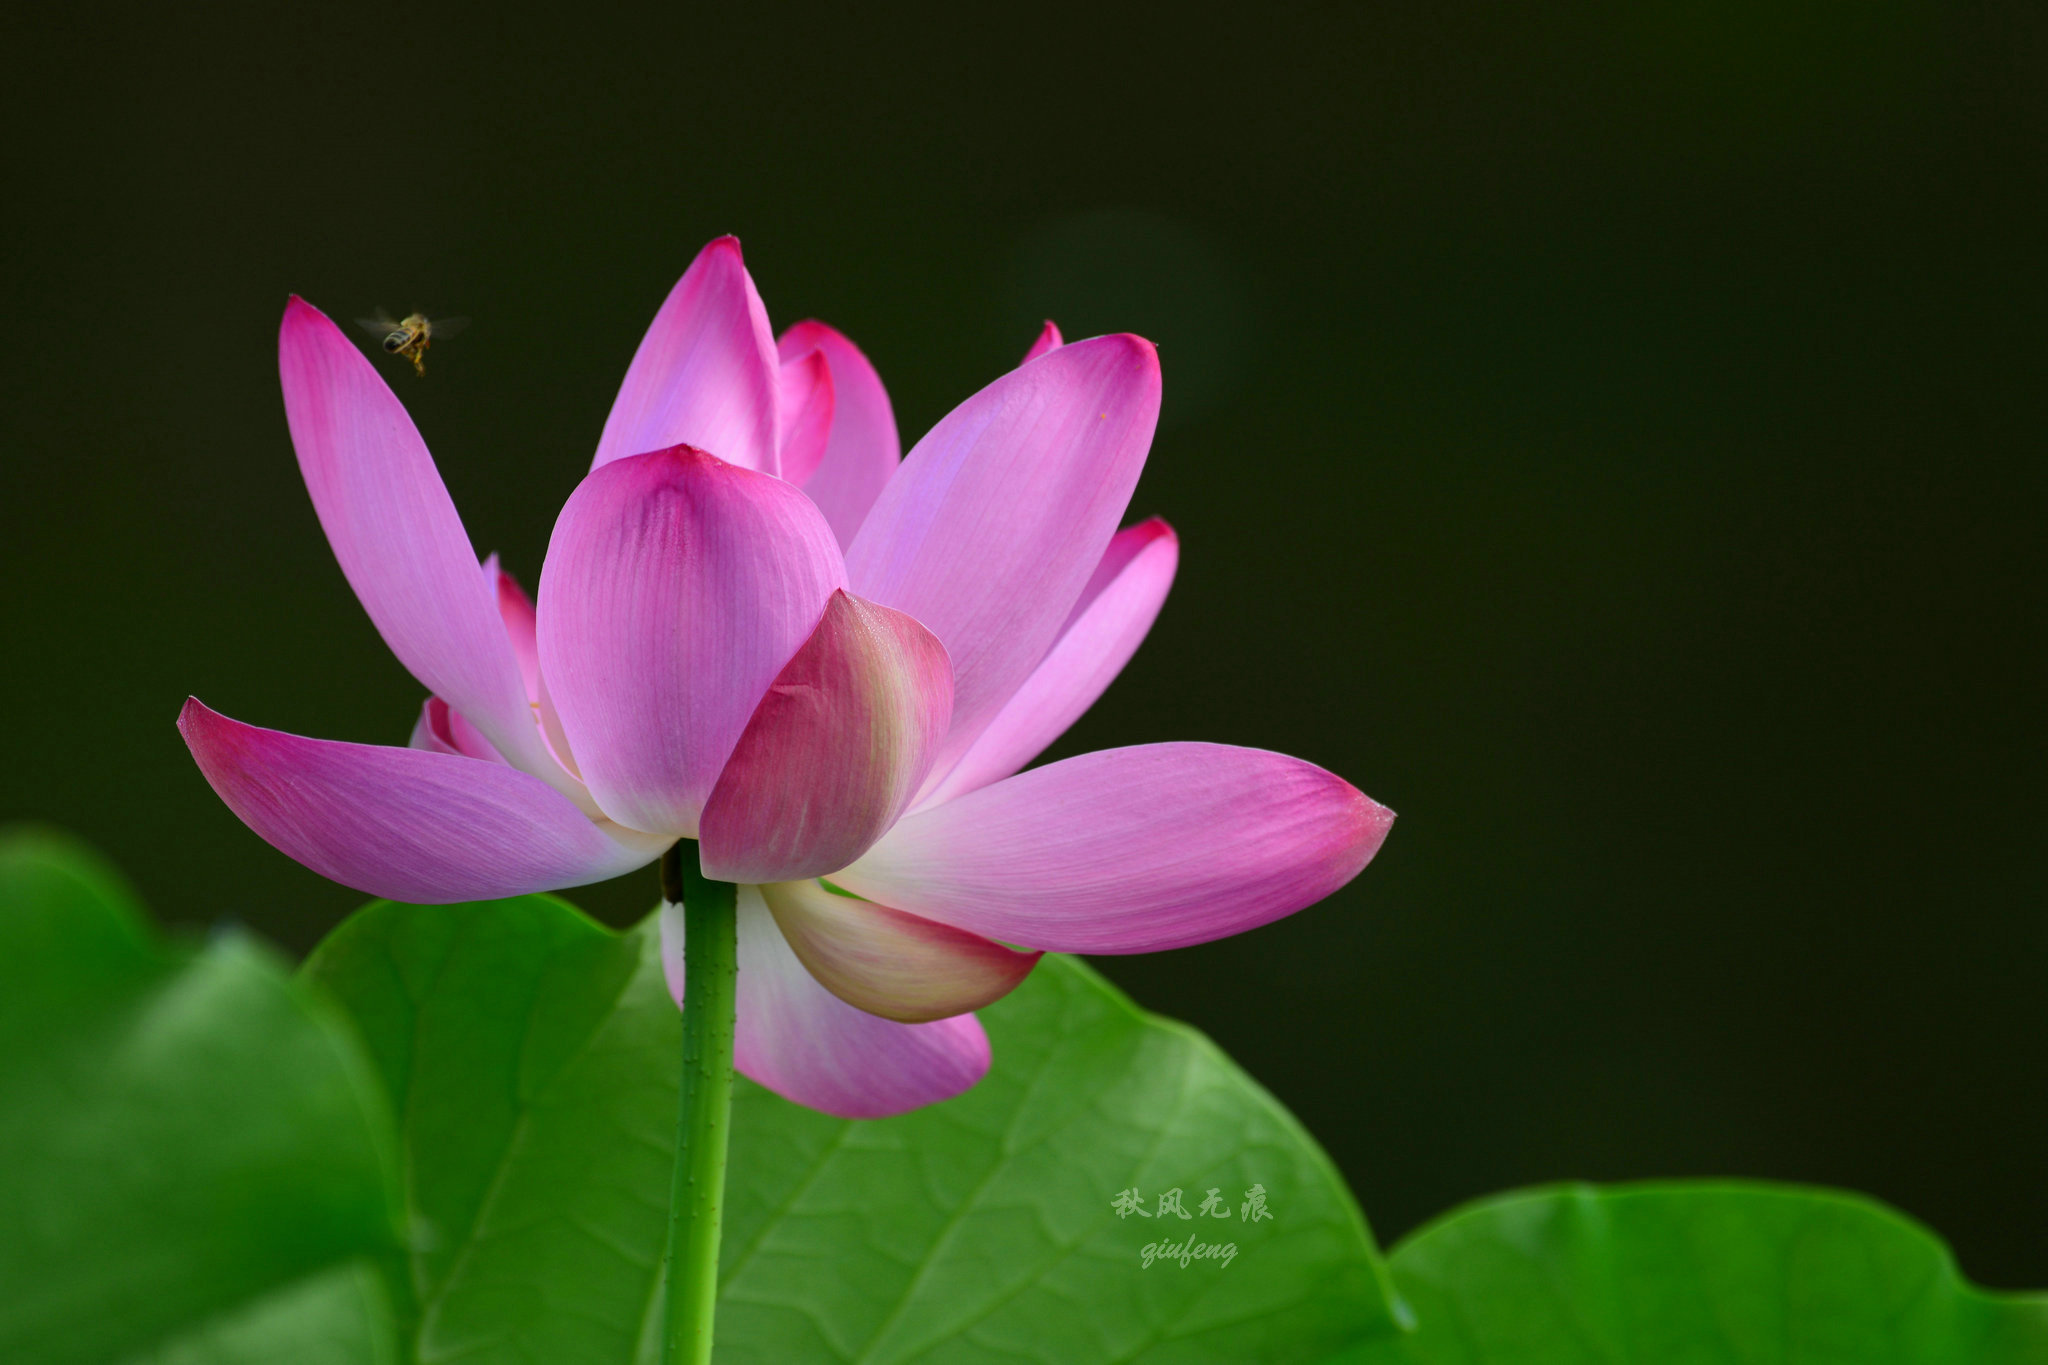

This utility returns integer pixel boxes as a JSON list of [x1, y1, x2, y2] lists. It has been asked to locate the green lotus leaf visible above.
[[0, 828, 405, 1365], [304, 894, 1404, 1364]]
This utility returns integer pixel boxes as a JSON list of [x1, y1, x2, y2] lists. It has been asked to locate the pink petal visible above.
[[919, 517, 1178, 807], [844, 334, 1161, 782], [279, 298, 556, 782], [406, 697, 507, 765], [777, 321, 901, 551], [660, 890, 989, 1119], [593, 237, 780, 475], [837, 742, 1394, 954], [775, 346, 834, 488], [758, 877, 1038, 1024], [1022, 319, 1064, 362], [698, 592, 952, 884], [406, 698, 463, 756], [537, 446, 847, 837], [181, 699, 669, 903], [486, 558, 582, 778], [485, 555, 542, 703]]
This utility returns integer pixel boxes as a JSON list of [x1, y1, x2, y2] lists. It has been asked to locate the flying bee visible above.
[[354, 310, 468, 376]]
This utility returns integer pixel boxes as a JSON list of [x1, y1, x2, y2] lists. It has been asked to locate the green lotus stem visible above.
[[660, 841, 737, 1365]]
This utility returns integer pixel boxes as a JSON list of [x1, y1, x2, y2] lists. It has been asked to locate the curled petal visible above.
[[759, 878, 1038, 1024], [776, 346, 834, 488], [920, 517, 1177, 806], [407, 697, 461, 757], [594, 237, 780, 474], [1021, 319, 1063, 362], [778, 321, 901, 550], [407, 697, 506, 765], [660, 889, 989, 1118], [181, 699, 669, 903], [279, 298, 556, 782], [699, 592, 951, 884], [838, 742, 1393, 953], [845, 335, 1161, 783], [537, 446, 846, 836]]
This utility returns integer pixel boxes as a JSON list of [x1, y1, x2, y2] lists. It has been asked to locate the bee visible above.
[[354, 310, 468, 376]]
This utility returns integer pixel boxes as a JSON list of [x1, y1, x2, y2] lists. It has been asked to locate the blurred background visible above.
[[5, 2, 2043, 1286]]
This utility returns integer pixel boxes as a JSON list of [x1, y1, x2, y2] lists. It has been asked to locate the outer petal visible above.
[[660, 889, 989, 1118], [919, 517, 1178, 806], [837, 742, 1393, 954], [279, 298, 556, 782], [845, 334, 1161, 781], [537, 446, 846, 837], [1021, 319, 1063, 362], [698, 592, 952, 885], [778, 321, 901, 551], [593, 237, 780, 474], [775, 346, 834, 488], [758, 878, 1038, 1024], [181, 699, 669, 903]]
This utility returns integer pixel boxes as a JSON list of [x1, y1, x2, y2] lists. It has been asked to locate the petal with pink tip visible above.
[[1022, 319, 1063, 362], [660, 890, 989, 1118], [758, 877, 1038, 1023], [778, 321, 901, 550], [837, 742, 1394, 954], [406, 698, 463, 757], [484, 555, 542, 703], [537, 447, 846, 837], [920, 517, 1178, 806], [406, 696, 507, 765], [279, 298, 555, 781], [181, 699, 669, 903], [593, 237, 780, 474], [486, 558, 582, 778], [698, 591, 951, 884], [775, 346, 834, 488], [845, 334, 1161, 780]]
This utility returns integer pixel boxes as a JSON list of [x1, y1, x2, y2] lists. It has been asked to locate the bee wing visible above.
[[425, 315, 470, 340], [354, 310, 400, 336]]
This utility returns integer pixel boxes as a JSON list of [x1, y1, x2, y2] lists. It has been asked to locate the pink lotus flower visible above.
[[181, 238, 1393, 1117]]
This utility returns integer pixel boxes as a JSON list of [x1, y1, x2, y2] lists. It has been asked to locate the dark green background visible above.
[[6, 3, 2043, 1285]]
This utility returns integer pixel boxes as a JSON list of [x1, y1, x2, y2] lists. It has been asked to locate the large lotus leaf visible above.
[[0, 828, 405, 1365], [303, 894, 1405, 1364], [1332, 1182, 2048, 1363]]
